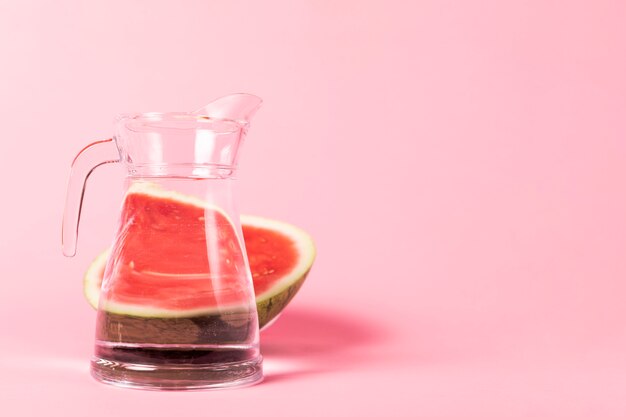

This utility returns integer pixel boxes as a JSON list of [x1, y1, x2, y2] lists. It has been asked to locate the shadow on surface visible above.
[[260, 307, 387, 384]]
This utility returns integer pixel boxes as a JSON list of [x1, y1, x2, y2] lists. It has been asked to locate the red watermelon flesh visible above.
[[87, 183, 315, 325], [244, 225, 298, 295]]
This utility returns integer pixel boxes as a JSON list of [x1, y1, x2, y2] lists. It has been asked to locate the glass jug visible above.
[[62, 94, 264, 390]]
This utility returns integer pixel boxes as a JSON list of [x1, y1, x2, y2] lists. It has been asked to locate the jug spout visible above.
[[193, 93, 263, 124]]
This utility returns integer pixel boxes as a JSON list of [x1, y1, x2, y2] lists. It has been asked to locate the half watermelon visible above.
[[84, 185, 315, 330]]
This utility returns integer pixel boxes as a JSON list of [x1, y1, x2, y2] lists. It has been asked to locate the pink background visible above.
[[2, 0, 626, 415]]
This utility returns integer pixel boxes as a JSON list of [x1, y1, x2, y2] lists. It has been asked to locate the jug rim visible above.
[[115, 112, 245, 134]]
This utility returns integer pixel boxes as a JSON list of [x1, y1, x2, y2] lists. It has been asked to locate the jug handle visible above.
[[62, 138, 121, 257]]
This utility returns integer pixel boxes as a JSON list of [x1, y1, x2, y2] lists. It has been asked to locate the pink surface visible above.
[[2, 0, 626, 415]]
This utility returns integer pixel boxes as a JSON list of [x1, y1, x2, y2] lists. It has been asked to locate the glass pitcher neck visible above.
[[115, 113, 248, 179], [126, 163, 238, 179]]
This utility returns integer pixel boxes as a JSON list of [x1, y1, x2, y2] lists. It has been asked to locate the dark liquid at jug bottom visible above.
[[91, 344, 263, 390], [94, 342, 259, 366]]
